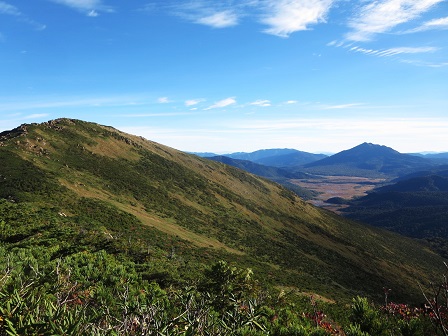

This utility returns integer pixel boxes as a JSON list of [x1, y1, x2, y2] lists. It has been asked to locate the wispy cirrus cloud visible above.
[[170, 2, 240, 28], [321, 103, 365, 110], [346, 0, 444, 41], [400, 59, 448, 67], [249, 99, 271, 107], [48, 0, 113, 16], [205, 97, 236, 110], [158, 97, 171, 103], [402, 16, 448, 33], [0, 1, 20, 16], [261, 0, 334, 37], [0, 1, 46, 30], [350, 45, 438, 57], [169, 0, 335, 34], [185, 98, 205, 106], [196, 10, 239, 28]]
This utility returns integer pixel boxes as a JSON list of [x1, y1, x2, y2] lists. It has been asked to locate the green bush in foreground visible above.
[[0, 252, 446, 335]]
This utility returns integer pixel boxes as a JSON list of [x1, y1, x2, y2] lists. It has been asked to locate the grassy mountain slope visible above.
[[207, 155, 317, 199], [0, 119, 444, 303]]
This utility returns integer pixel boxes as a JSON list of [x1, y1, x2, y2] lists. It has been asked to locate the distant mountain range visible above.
[[409, 152, 448, 160], [197, 143, 445, 179], [194, 148, 327, 167]]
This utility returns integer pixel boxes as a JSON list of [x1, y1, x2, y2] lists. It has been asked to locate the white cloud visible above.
[[350, 45, 438, 57], [0, 2, 46, 30], [285, 100, 298, 104], [158, 97, 170, 103], [261, 0, 334, 37], [205, 97, 236, 110], [0, 1, 20, 16], [403, 16, 448, 33], [346, 0, 444, 41], [170, 2, 241, 29], [87, 9, 98, 17], [400, 59, 448, 67], [249, 99, 271, 107], [321, 103, 364, 109], [49, 0, 112, 15], [185, 98, 205, 106], [196, 10, 239, 28]]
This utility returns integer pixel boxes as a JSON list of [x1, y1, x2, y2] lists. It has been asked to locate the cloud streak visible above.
[[261, 0, 334, 37], [346, 0, 444, 41], [170, 2, 241, 29], [249, 99, 271, 107], [321, 103, 364, 109], [196, 10, 239, 28], [158, 97, 170, 104], [0, 1, 46, 30], [49, 0, 112, 15], [167, 0, 335, 36], [0, 1, 20, 16], [185, 99, 205, 106], [350, 45, 438, 57], [205, 97, 236, 110], [403, 16, 448, 33]]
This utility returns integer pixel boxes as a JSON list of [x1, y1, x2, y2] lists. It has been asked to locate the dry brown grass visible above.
[[58, 178, 245, 255], [290, 176, 386, 212]]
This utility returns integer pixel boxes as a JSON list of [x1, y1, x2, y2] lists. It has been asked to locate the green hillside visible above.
[[0, 119, 446, 334], [343, 174, 448, 258]]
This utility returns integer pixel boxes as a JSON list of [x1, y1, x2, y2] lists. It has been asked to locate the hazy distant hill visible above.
[[409, 152, 448, 165], [226, 148, 301, 161], [225, 149, 327, 167], [410, 152, 448, 159], [189, 151, 220, 157], [194, 148, 327, 166], [303, 142, 434, 177], [0, 119, 444, 304]]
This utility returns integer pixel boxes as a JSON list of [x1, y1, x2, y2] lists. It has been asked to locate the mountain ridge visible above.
[[303, 142, 434, 177]]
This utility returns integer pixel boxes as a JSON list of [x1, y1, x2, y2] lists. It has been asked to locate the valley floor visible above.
[[290, 175, 386, 212]]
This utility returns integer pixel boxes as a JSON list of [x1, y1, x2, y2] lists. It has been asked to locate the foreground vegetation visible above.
[[1, 249, 448, 335], [0, 198, 446, 335]]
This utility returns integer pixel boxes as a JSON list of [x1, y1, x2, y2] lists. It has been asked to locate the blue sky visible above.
[[1, 0, 447, 154]]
